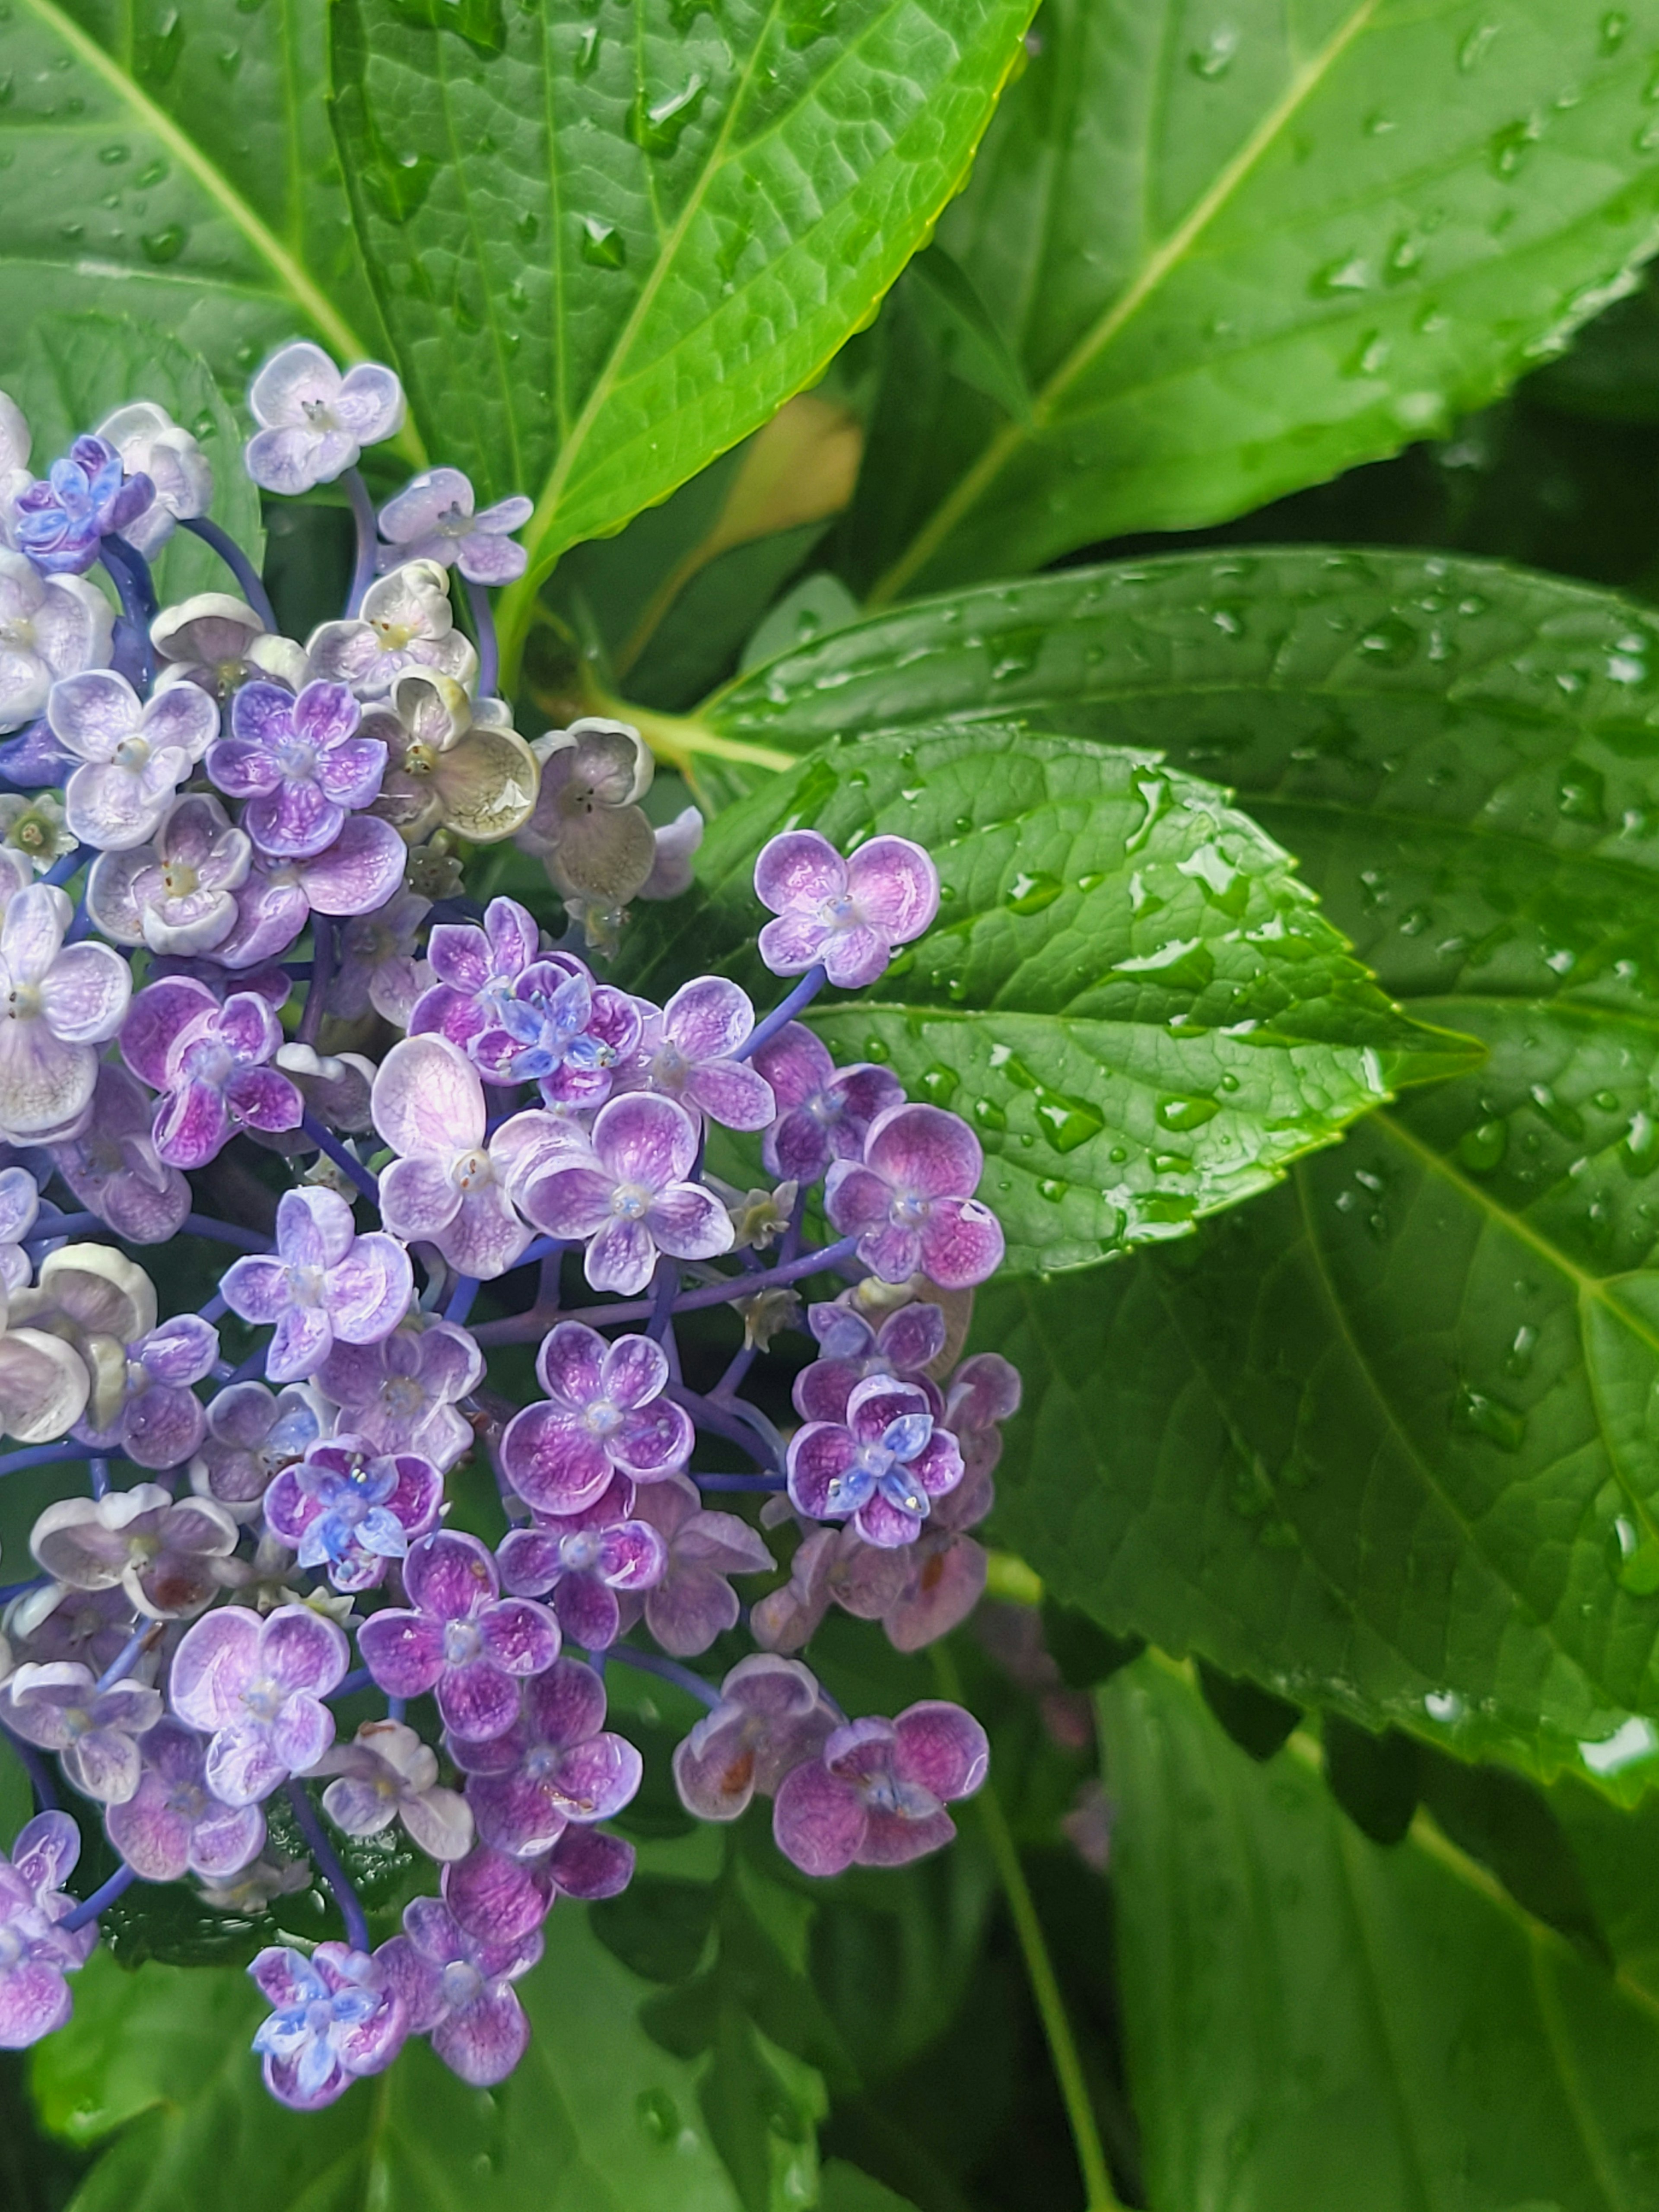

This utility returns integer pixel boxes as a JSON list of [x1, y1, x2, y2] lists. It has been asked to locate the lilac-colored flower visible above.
[[754, 830, 938, 990], [307, 560, 477, 698], [0, 1813, 97, 2047], [515, 1092, 734, 1297], [377, 1893, 537, 2085], [169, 1602, 350, 1806], [248, 1941, 405, 2109], [151, 592, 307, 702], [329, 887, 430, 1023], [825, 1104, 1005, 1291], [614, 977, 775, 1132], [497, 1478, 666, 1652], [190, 1380, 327, 1522], [363, 675, 538, 847], [0, 549, 112, 733], [371, 1035, 531, 1280], [8, 1241, 155, 1433], [6, 1584, 135, 1677], [85, 793, 251, 957], [47, 667, 217, 851], [244, 342, 406, 496], [772, 1702, 988, 1875], [357, 1530, 559, 1742], [77, 1313, 219, 1469], [214, 814, 408, 969], [0, 1163, 36, 1295], [121, 975, 302, 1169], [311, 1717, 473, 1863], [13, 435, 153, 575], [31, 1486, 238, 1620], [519, 719, 656, 909], [672, 1656, 837, 1822], [749, 1522, 910, 1655], [95, 402, 211, 558], [787, 1374, 964, 1550], [315, 1319, 481, 1470], [882, 1462, 994, 1654], [208, 678, 384, 859], [450, 1657, 642, 1858], [221, 1187, 412, 1385], [1, 1661, 162, 1802], [378, 467, 532, 585], [105, 1716, 266, 1881], [753, 1023, 903, 1186], [638, 804, 703, 902], [0, 1304, 91, 1446], [264, 1437, 442, 1592], [0, 883, 132, 1143], [795, 1297, 948, 1425], [945, 1351, 1022, 1485], [442, 1826, 632, 1945], [498, 1322, 694, 1517], [628, 1472, 774, 1657]]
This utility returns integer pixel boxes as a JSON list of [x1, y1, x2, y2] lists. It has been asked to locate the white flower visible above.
[[95, 402, 213, 559], [0, 549, 114, 734], [306, 559, 477, 699], [0, 794, 73, 877], [0, 884, 132, 1143], [48, 667, 219, 852], [0, 391, 31, 547], [244, 341, 405, 496]]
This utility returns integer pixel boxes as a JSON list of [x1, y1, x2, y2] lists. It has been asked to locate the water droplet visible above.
[[1504, 1323, 1538, 1379], [1005, 870, 1062, 915], [629, 74, 708, 156], [1157, 1095, 1221, 1133], [1600, 9, 1630, 54], [917, 1063, 958, 1105], [1311, 254, 1370, 296], [1036, 1176, 1066, 1204], [1188, 25, 1238, 78], [1489, 116, 1541, 180], [972, 1097, 1006, 1133], [575, 24, 600, 71], [1076, 870, 1106, 894], [135, 157, 168, 188], [1557, 756, 1606, 824], [140, 222, 186, 264], [637, 2087, 678, 2142], [1456, 1118, 1507, 1172], [98, 142, 129, 165], [1529, 1083, 1585, 1140], [1458, 21, 1499, 70], [1592, 1090, 1621, 1113], [1452, 1382, 1526, 1452], [1034, 1091, 1104, 1154], [862, 1036, 890, 1063], [1355, 614, 1418, 667], [515, 209, 539, 244], [1618, 1529, 1659, 1596], [579, 216, 626, 269]]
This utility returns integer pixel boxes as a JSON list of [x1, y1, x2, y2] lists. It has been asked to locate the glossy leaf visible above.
[[1103, 1656, 1659, 2212], [327, 0, 1038, 680], [614, 723, 1469, 1275], [829, 0, 1659, 602]]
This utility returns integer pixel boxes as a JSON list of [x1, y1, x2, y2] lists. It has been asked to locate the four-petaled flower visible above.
[[825, 1104, 1005, 1290], [311, 1717, 473, 1862], [772, 1702, 988, 1876], [248, 1942, 405, 2109], [221, 1186, 413, 1384], [372, 1033, 531, 1280], [168, 1602, 350, 1805], [105, 1715, 266, 1881], [786, 1374, 965, 1549], [14, 435, 153, 575], [31, 1485, 239, 1620], [1, 1662, 162, 1802], [86, 792, 252, 958], [48, 666, 218, 852], [77, 1312, 219, 1469], [307, 561, 477, 698], [499, 1322, 693, 1517], [264, 1437, 442, 1592], [209, 679, 385, 859], [794, 1294, 948, 1425], [377, 1893, 538, 2085], [0, 549, 112, 734], [513, 1092, 734, 1296], [627, 1471, 775, 1658], [188, 1379, 327, 1521], [0, 1813, 98, 2047], [0, 883, 132, 1143], [754, 829, 938, 990], [94, 403, 212, 558], [497, 1478, 666, 1651], [614, 977, 775, 1132], [753, 1022, 903, 1186], [377, 467, 532, 584], [121, 974, 302, 1168], [672, 1657, 837, 1823], [450, 1656, 642, 1859], [48, 1062, 189, 1244], [518, 718, 657, 908], [243, 343, 406, 496], [315, 1319, 481, 1470], [356, 1530, 559, 1742]]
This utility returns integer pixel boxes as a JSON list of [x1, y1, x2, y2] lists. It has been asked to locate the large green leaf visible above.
[[1103, 1656, 1659, 2212], [325, 0, 1035, 681], [0, 0, 397, 406], [827, 0, 1659, 602], [614, 722, 1468, 1275]]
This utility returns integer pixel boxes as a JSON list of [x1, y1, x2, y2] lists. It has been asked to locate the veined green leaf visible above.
[[324, 0, 1037, 683], [829, 0, 1659, 601]]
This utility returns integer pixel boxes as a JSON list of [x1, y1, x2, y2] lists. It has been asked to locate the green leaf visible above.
[[828, 0, 1659, 602], [902, 245, 1033, 426], [817, 2162, 922, 2212], [1102, 1655, 1659, 2212], [614, 722, 1469, 1274], [9, 314, 263, 605], [324, 0, 1038, 681], [36, 1909, 766, 2212], [0, 0, 398, 407]]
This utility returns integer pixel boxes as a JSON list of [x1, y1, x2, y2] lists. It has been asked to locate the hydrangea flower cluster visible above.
[[0, 348, 1014, 2101]]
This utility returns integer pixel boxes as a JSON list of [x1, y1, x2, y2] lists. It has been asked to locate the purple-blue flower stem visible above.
[[96, 1624, 155, 1691], [44, 849, 83, 889], [735, 964, 827, 1062], [559, 1235, 859, 1330], [343, 469, 379, 620], [464, 575, 499, 698], [300, 1114, 379, 1203], [284, 1780, 370, 1952], [712, 1341, 758, 1399], [89, 1456, 110, 1500], [647, 1259, 677, 1344], [65, 894, 95, 945], [99, 537, 156, 690], [201, 1292, 229, 1326], [180, 515, 278, 631], [666, 1385, 783, 1473], [0, 1443, 97, 1479], [296, 915, 335, 1049], [388, 1698, 406, 1721], [64, 1861, 137, 1931], [230, 1343, 269, 1383], [184, 1213, 276, 1255], [605, 1643, 721, 1710], [3, 1725, 58, 1810], [445, 1274, 481, 1326], [331, 1669, 373, 1699], [692, 1472, 787, 1491], [24, 1211, 103, 1245]]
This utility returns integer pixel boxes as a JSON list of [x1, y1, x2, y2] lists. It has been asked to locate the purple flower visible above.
[[189, 1379, 328, 1521], [450, 1657, 642, 1858], [749, 1523, 910, 1655], [264, 1436, 442, 1592], [0, 550, 113, 734], [377, 1894, 538, 2085], [121, 975, 302, 1169], [497, 1478, 667, 1651], [14, 435, 153, 575], [795, 1297, 948, 1425], [787, 1374, 964, 1549], [221, 1187, 413, 1385], [672, 1656, 837, 1822], [307, 561, 477, 698], [0, 883, 132, 1143], [85, 793, 251, 958], [754, 830, 938, 990], [772, 1702, 988, 1875], [613, 977, 775, 1132], [357, 1530, 559, 1742], [6, 1585, 135, 1677], [441, 1826, 632, 1945], [209, 679, 385, 860], [881, 1463, 994, 1653], [244, 343, 405, 496], [168, 1602, 350, 1805], [330, 888, 430, 1024], [76, 1313, 219, 1469], [519, 719, 657, 910], [49, 1062, 189, 1245], [105, 1716, 266, 1880], [31, 1485, 239, 1620], [248, 1941, 405, 2109], [629, 1472, 774, 1658], [0, 1813, 97, 2047], [315, 1319, 481, 1469], [95, 402, 211, 558], [825, 1104, 1005, 1290], [1, 1662, 162, 1802], [515, 1091, 734, 1296], [753, 1023, 903, 1187], [0, 1163, 37, 1295], [48, 667, 219, 852], [498, 1322, 694, 1517], [150, 592, 307, 702], [311, 1717, 473, 1863], [946, 1351, 1022, 1485], [371, 1035, 531, 1280], [378, 467, 532, 585]]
